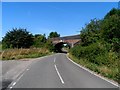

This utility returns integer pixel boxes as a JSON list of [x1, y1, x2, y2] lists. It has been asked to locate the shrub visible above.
[[69, 41, 118, 66], [2, 28, 33, 49], [45, 40, 55, 52]]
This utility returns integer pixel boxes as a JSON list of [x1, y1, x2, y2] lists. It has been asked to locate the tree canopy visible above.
[[104, 8, 120, 19], [48, 32, 60, 38], [80, 8, 120, 52], [33, 34, 46, 48], [2, 28, 33, 48], [70, 8, 120, 82], [80, 19, 102, 46]]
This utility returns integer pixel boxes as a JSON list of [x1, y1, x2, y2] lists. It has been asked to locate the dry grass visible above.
[[99, 66, 112, 74], [1, 48, 50, 60], [0, 44, 2, 50]]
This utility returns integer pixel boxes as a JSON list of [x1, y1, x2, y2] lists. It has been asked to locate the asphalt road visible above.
[[8, 53, 118, 89]]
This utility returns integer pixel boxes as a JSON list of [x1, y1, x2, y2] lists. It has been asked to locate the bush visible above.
[[45, 40, 55, 52], [33, 34, 46, 48], [70, 41, 118, 66], [69, 41, 119, 82], [2, 28, 33, 49], [69, 8, 120, 83]]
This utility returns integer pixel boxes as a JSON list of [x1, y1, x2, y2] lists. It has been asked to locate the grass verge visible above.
[[68, 53, 119, 84], [0, 48, 52, 60]]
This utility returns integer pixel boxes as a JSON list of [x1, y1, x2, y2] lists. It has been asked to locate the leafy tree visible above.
[[101, 13, 120, 52], [101, 12, 120, 42], [33, 34, 46, 47], [80, 19, 102, 46], [104, 8, 120, 19], [48, 32, 60, 38], [69, 8, 120, 83], [2, 28, 33, 48]]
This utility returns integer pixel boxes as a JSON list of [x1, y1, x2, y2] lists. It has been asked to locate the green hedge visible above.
[[69, 41, 118, 67], [69, 41, 119, 82]]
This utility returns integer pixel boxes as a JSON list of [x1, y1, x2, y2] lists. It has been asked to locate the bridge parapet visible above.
[[50, 34, 81, 47]]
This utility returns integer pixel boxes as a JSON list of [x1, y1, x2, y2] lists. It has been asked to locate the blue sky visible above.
[[2, 2, 118, 40]]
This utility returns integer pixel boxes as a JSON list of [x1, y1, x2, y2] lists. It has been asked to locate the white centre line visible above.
[[54, 64, 65, 84]]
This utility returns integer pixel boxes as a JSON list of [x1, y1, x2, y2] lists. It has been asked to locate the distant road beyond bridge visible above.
[[50, 34, 81, 48]]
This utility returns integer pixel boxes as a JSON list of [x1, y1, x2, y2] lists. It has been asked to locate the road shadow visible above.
[[1, 79, 13, 90]]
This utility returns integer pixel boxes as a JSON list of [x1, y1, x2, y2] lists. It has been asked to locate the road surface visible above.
[[8, 53, 118, 89]]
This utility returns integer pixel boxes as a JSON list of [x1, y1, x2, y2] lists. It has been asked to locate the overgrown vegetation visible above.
[[2, 28, 33, 49], [0, 44, 2, 51], [1, 48, 50, 60], [69, 8, 120, 83], [1, 7, 119, 83], [1, 28, 60, 60]]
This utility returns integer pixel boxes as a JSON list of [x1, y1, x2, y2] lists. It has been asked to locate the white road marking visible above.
[[8, 72, 25, 89], [10, 87, 13, 89], [66, 55, 119, 87], [7, 57, 35, 89], [54, 64, 65, 84], [12, 82, 16, 86], [54, 58, 56, 63], [16, 74, 24, 82]]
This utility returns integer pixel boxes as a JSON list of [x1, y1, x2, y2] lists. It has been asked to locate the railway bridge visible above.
[[50, 34, 81, 48]]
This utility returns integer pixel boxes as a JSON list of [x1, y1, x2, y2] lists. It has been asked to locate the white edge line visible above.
[[10, 87, 13, 89], [8, 73, 24, 89], [12, 82, 16, 86], [66, 55, 119, 87], [16, 74, 24, 82], [7, 53, 52, 89], [54, 64, 65, 84], [7, 57, 35, 89]]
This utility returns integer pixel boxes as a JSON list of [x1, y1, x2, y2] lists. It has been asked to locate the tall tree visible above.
[[101, 9, 120, 52], [48, 32, 60, 38], [101, 14, 120, 42], [104, 8, 120, 19], [2, 28, 33, 48], [80, 19, 102, 46]]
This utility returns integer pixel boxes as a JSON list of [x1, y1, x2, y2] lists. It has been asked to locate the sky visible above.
[[2, 2, 118, 40]]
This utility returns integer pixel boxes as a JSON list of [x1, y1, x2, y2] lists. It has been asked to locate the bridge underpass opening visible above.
[[54, 42, 71, 53]]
